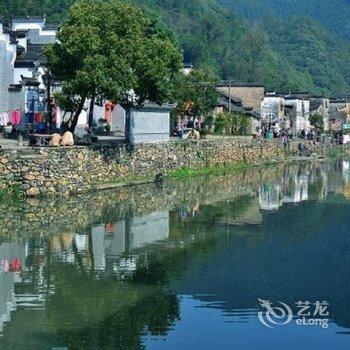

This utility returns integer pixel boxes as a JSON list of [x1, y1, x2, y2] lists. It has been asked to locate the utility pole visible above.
[[228, 80, 232, 114]]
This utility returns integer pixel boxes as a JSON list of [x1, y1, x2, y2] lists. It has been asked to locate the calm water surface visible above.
[[0, 161, 350, 349]]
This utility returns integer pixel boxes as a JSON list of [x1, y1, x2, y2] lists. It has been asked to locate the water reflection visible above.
[[0, 161, 350, 349]]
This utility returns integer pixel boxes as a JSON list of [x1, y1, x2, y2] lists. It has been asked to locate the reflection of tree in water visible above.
[[44, 196, 246, 350], [3, 160, 350, 348], [45, 261, 180, 349]]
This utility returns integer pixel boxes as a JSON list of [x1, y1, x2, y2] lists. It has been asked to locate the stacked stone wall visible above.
[[0, 139, 346, 197]]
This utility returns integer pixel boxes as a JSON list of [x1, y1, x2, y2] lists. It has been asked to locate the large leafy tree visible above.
[[310, 113, 324, 134], [45, 0, 183, 132], [174, 70, 219, 117]]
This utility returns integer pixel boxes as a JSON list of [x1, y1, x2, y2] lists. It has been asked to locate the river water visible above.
[[0, 161, 350, 349]]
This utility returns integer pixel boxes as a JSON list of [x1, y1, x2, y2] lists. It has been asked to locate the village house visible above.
[[0, 23, 17, 117], [309, 96, 330, 131], [261, 93, 285, 127], [328, 98, 350, 131], [0, 17, 56, 122], [0, 17, 175, 143], [216, 84, 265, 133], [261, 92, 310, 133]]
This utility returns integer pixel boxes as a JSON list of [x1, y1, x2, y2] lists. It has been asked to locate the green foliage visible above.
[[310, 113, 325, 134], [220, 0, 350, 41], [169, 162, 251, 179], [227, 112, 251, 135], [233, 25, 269, 83], [133, 0, 245, 78], [265, 17, 350, 95], [219, 1, 350, 94], [5, 0, 350, 95], [45, 0, 182, 131], [214, 114, 227, 135], [212, 112, 251, 135], [0, 184, 23, 204], [174, 69, 219, 117]]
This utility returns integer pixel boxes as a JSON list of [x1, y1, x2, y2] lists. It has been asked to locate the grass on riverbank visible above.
[[167, 161, 267, 179], [0, 186, 23, 204]]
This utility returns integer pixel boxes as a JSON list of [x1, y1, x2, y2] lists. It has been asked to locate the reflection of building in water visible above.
[[50, 211, 170, 274], [342, 161, 350, 182], [0, 211, 170, 334], [282, 170, 309, 204], [258, 162, 350, 208], [259, 183, 282, 210], [129, 212, 169, 249], [89, 211, 169, 272], [340, 161, 350, 199], [216, 198, 262, 226], [91, 221, 126, 271], [259, 167, 310, 210], [0, 239, 39, 334]]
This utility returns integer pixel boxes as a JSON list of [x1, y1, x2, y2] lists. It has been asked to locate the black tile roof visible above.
[[14, 43, 46, 68], [310, 100, 322, 111], [217, 90, 242, 104], [21, 76, 40, 86], [218, 82, 265, 88], [12, 16, 45, 22], [8, 84, 23, 92], [44, 23, 59, 30], [11, 30, 29, 38]]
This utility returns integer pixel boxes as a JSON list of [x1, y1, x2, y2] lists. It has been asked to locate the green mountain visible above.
[[2, 0, 350, 95], [219, 0, 350, 41]]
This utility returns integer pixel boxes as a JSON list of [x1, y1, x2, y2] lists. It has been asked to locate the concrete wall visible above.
[[129, 106, 170, 143]]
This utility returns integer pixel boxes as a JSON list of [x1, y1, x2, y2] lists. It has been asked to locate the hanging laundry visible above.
[[56, 108, 62, 128], [104, 101, 115, 124], [10, 109, 21, 125], [34, 112, 44, 124], [25, 111, 34, 123], [105, 222, 115, 234], [51, 104, 62, 129], [0, 112, 9, 126], [0, 259, 10, 272], [9, 258, 21, 272]]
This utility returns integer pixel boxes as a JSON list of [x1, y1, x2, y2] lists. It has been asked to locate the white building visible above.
[[0, 23, 17, 115], [261, 95, 285, 125], [0, 17, 57, 118], [284, 96, 310, 132], [261, 93, 310, 132]]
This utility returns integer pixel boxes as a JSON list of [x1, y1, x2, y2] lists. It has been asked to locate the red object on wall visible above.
[[9, 258, 21, 272]]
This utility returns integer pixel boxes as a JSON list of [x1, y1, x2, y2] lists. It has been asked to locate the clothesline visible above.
[[0, 109, 22, 114]]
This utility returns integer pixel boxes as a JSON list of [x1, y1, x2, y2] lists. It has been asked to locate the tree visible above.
[[212, 112, 251, 135], [310, 113, 324, 134], [233, 25, 270, 84], [45, 0, 183, 133], [174, 69, 219, 117]]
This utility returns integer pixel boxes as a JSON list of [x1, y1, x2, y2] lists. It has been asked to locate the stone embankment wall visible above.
[[0, 138, 346, 197], [0, 165, 286, 236]]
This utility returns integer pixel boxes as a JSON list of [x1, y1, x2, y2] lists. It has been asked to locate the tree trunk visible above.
[[62, 97, 86, 133], [124, 104, 132, 143], [88, 91, 96, 129]]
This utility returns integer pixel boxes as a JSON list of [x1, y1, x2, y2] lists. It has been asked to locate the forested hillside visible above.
[[219, 0, 350, 41], [2, 0, 350, 95]]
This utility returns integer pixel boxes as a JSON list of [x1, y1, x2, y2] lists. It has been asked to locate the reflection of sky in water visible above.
[[144, 297, 350, 350], [0, 161, 350, 349]]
